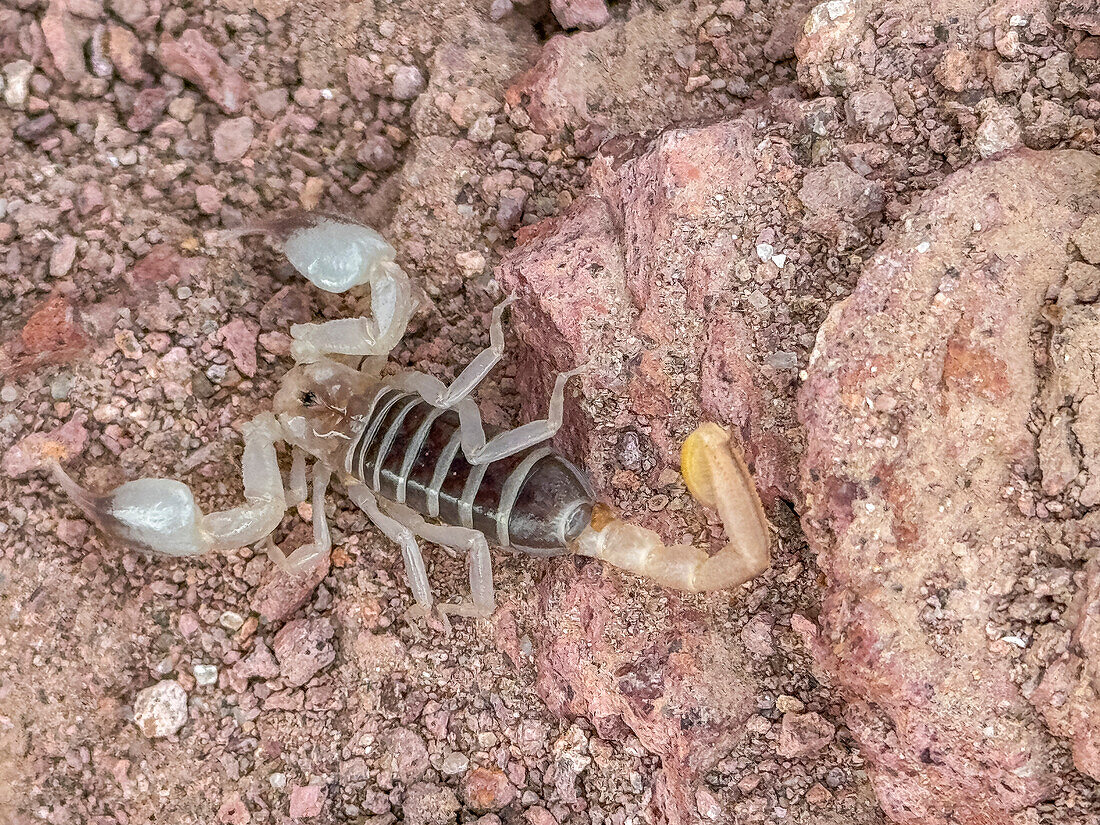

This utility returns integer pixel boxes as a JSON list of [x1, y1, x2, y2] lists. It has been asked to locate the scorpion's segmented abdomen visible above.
[[348, 388, 594, 553]]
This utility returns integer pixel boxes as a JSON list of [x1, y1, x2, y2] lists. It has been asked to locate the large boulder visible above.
[[799, 149, 1100, 823]]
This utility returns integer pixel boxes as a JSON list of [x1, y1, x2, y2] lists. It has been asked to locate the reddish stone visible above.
[[798, 150, 1100, 824], [126, 87, 168, 132], [259, 286, 312, 331], [287, 784, 323, 819], [550, 0, 609, 30], [17, 293, 90, 367], [128, 244, 200, 291], [251, 541, 330, 622], [2, 414, 89, 478], [107, 23, 148, 85], [216, 791, 249, 825], [380, 727, 430, 784], [272, 618, 335, 688], [534, 563, 756, 820], [218, 318, 259, 377], [499, 118, 803, 511], [41, 0, 89, 83], [195, 184, 223, 214], [212, 116, 254, 163], [460, 767, 517, 813], [158, 29, 249, 114], [776, 712, 835, 758]]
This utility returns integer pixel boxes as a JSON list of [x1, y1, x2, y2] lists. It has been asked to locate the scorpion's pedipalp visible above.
[[289, 260, 416, 363], [573, 423, 771, 593], [50, 413, 289, 558]]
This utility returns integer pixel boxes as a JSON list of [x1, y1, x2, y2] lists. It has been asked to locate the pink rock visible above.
[[3, 414, 88, 478], [799, 150, 1100, 824], [273, 618, 335, 688], [287, 784, 323, 819], [218, 318, 258, 377], [460, 767, 517, 813], [178, 612, 200, 637], [41, 0, 89, 83], [128, 244, 199, 291], [195, 184, 223, 215], [402, 783, 460, 824], [503, 4, 704, 137], [380, 727, 430, 784], [77, 181, 106, 215], [228, 639, 280, 691], [158, 29, 249, 114], [1030, 555, 1100, 780], [251, 544, 330, 622], [534, 563, 756, 821], [499, 118, 802, 511], [56, 518, 88, 548], [776, 712, 835, 758], [216, 791, 249, 824], [126, 87, 168, 132], [49, 235, 78, 278], [1059, 0, 1100, 35], [13, 293, 90, 370], [798, 161, 884, 242], [107, 24, 148, 85], [550, 0, 609, 30], [212, 116, 254, 163]]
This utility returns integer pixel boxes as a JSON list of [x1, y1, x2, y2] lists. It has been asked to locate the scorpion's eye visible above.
[[300, 390, 317, 407]]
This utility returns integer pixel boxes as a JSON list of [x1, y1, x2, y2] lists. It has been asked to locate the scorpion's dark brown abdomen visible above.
[[347, 388, 594, 553]]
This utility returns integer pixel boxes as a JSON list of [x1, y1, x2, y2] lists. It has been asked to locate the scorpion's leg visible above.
[[392, 364, 582, 466], [378, 500, 496, 619], [573, 424, 771, 592], [265, 465, 332, 574], [346, 483, 436, 616], [50, 413, 288, 557], [286, 447, 308, 506]]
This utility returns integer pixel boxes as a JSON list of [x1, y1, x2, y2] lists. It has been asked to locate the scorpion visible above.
[[45, 213, 771, 622]]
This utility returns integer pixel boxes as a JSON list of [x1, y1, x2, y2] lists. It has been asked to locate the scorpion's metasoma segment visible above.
[[46, 213, 771, 623]]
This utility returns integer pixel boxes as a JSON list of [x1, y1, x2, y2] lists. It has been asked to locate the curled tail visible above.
[[572, 423, 771, 592]]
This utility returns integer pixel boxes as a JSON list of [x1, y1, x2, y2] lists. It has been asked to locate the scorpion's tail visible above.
[[573, 423, 771, 592]]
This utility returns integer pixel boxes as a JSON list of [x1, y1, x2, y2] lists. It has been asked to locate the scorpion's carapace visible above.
[[42, 212, 772, 624]]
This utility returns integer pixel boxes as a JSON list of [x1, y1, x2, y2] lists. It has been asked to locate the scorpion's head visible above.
[[274, 359, 374, 467]]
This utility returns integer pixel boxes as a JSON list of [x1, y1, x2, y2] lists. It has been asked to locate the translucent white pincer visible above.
[[282, 218, 397, 294]]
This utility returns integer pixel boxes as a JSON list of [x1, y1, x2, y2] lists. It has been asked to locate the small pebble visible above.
[[50, 374, 72, 400], [0, 386, 17, 403], [270, 772, 287, 789], [133, 680, 189, 738], [193, 664, 218, 685], [288, 784, 324, 818], [219, 610, 245, 631], [391, 65, 425, 100], [442, 752, 470, 775]]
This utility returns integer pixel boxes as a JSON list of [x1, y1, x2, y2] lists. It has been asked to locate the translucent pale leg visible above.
[[380, 500, 497, 619], [290, 261, 416, 363], [49, 413, 288, 557], [286, 448, 308, 506], [346, 483, 435, 614], [266, 465, 332, 574], [392, 367, 582, 466], [573, 424, 771, 592]]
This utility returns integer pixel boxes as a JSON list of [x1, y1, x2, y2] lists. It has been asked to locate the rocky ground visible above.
[[2, 0, 1100, 823]]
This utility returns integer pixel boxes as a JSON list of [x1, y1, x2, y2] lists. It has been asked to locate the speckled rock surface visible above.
[[799, 148, 1100, 824]]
